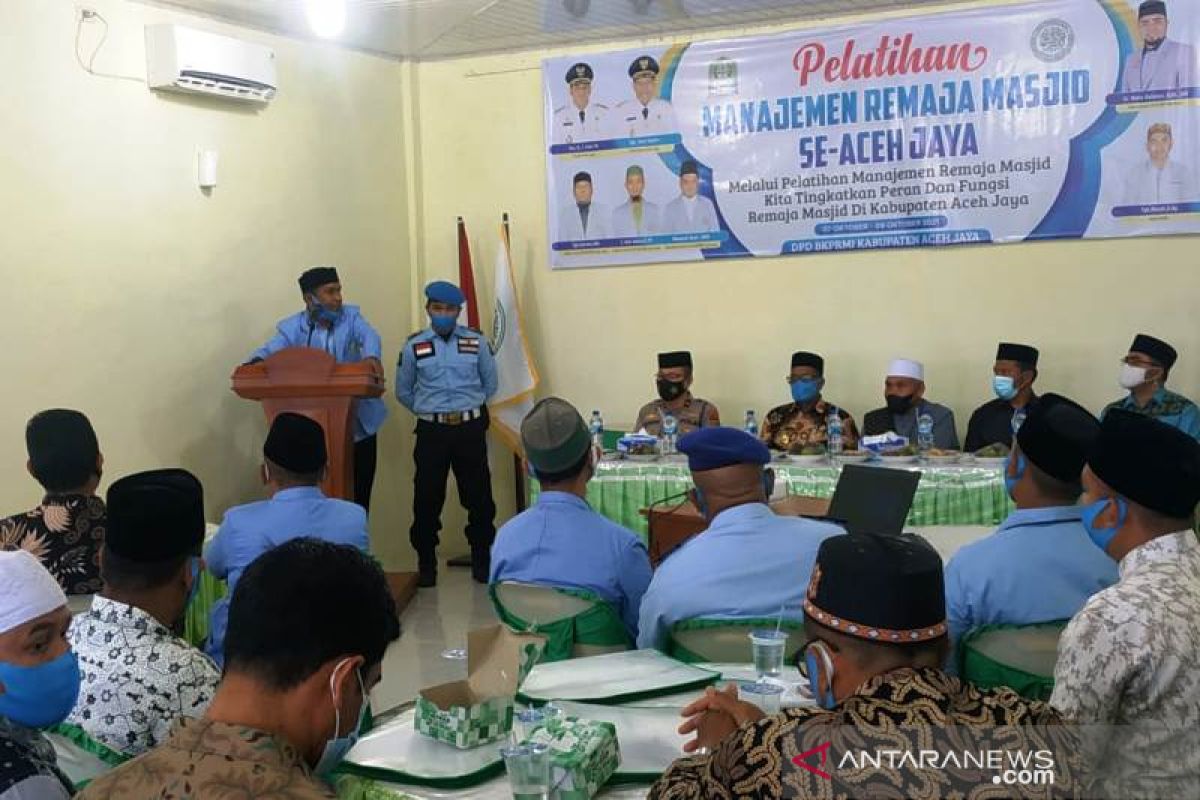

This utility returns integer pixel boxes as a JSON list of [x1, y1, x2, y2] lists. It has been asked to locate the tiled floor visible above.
[[372, 566, 499, 715]]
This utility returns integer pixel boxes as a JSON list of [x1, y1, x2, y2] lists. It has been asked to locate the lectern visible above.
[[231, 348, 384, 500]]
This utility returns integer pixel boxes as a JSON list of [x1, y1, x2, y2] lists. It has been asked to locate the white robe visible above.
[[661, 194, 719, 233]]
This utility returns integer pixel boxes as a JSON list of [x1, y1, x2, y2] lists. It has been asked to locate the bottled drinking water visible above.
[[917, 411, 935, 455], [827, 408, 844, 457], [744, 410, 758, 436], [662, 412, 679, 455], [589, 410, 604, 451]]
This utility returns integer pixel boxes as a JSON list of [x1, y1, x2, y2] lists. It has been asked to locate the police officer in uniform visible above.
[[396, 281, 498, 587], [552, 62, 608, 145], [249, 267, 387, 512], [612, 55, 677, 138]]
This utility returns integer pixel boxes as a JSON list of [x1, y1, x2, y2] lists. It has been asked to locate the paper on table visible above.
[[344, 707, 502, 780], [518, 650, 717, 704]]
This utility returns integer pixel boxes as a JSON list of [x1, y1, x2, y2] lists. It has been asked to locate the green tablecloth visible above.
[[530, 457, 1013, 539]]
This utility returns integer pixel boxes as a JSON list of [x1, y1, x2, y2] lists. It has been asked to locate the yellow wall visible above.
[[412, 11, 1191, 525], [0, 0, 417, 567]]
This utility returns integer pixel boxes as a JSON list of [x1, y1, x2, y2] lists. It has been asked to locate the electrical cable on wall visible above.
[[75, 9, 144, 84]]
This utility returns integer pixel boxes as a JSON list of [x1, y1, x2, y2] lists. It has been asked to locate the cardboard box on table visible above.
[[524, 715, 621, 800], [414, 625, 545, 749]]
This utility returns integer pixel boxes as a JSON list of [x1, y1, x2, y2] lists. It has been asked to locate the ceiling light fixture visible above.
[[305, 0, 346, 38]]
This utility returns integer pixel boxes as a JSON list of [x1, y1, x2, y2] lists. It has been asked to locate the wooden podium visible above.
[[231, 349, 421, 614]]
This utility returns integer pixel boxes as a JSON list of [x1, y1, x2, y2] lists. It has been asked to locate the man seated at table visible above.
[[650, 533, 1083, 799], [635, 428, 841, 651], [946, 394, 1117, 650], [862, 358, 959, 449], [0, 409, 106, 595], [1103, 333, 1200, 440], [78, 539, 401, 799], [760, 351, 860, 452], [964, 342, 1040, 452], [0, 550, 80, 800], [1051, 411, 1200, 798], [205, 413, 369, 666], [66, 469, 219, 756], [634, 351, 720, 437], [491, 398, 651, 640]]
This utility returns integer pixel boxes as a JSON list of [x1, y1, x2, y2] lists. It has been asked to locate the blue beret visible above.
[[425, 281, 465, 306], [678, 427, 770, 472]]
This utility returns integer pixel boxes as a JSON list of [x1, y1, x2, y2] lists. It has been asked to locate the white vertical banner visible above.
[[488, 225, 539, 453]]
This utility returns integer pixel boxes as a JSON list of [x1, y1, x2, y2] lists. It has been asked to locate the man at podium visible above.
[[248, 267, 387, 511]]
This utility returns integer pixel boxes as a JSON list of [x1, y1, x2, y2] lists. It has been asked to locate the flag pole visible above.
[[502, 211, 528, 514]]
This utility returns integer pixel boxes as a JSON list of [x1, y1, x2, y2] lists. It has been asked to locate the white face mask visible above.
[[1119, 364, 1149, 390]]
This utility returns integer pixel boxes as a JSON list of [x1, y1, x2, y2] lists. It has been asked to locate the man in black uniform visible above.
[[964, 343, 1040, 452]]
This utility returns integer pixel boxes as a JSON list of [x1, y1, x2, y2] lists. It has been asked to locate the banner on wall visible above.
[[542, 0, 1200, 269]]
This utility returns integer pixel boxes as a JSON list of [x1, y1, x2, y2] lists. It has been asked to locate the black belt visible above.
[[418, 408, 484, 426]]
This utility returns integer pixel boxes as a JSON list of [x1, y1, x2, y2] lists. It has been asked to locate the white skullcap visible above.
[[887, 358, 925, 382], [0, 550, 67, 635]]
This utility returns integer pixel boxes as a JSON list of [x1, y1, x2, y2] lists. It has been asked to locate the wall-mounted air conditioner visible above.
[[146, 24, 277, 103]]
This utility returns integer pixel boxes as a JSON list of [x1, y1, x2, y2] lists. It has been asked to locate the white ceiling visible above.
[[148, 0, 950, 60]]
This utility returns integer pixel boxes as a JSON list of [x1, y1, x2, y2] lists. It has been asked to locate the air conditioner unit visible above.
[[145, 24, 277, 103]]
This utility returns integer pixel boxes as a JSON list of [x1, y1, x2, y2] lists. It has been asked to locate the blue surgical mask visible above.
[[308, 296, 342, 326], [314, 660, 368, 776], [804, 643, 837, 710], [1082, 496, 1127, 556], [1005, 452, 1026, 499], [992, 375, 1017, 401], [791, 378, 822, 404], [0, 650, 82, 728], [692, 487, 708, 519], [430, 313, 457, 336]]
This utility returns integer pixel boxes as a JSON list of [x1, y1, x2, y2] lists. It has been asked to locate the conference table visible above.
[[530, 455, 1014, 541]]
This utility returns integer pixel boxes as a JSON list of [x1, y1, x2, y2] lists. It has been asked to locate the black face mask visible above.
[[885, 394, 914, 414], [656, 378, 686, 402]]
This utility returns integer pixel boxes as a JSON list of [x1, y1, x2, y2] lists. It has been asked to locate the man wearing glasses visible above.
[[759, 351, 859, 452], [1103, 333, 1199, 440]]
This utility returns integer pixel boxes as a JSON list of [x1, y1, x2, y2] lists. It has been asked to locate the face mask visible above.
[[0, 650, 82, 728], [430, 313, 457, 336], [993, 375, 1018, 401], [308, 296, 342, 326], [1119, 364, 1149, 390], [885, 394, 913, 415], [656, 378, 686, 402], [1005, 452, 1026, 499], [761, 469, 776, 501], [692, 487, 708, 519], [791, 378, 821, 404], [1082, 496, 1127, 556], [314, 660, 368, 776], [804, 643, 837, 710]]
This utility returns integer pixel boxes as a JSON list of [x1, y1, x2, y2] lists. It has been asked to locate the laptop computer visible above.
[[823, 463, 921, 535]]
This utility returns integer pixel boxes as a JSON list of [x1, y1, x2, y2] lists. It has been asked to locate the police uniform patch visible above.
[[458, 337, 480, 355], [413, 341, 435, 360]]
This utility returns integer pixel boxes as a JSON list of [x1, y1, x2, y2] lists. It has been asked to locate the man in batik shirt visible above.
[[1051, 410, 1200, 799], [760, 351, 859, 452], [650, 533, 1084, 799], [0, 410, 105, 594]]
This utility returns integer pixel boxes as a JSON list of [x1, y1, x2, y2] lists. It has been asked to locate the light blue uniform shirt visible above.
[[635, 503, 842, 651], [250, 305, 387, 442], [490, 492, 652, 639], [204, 486, 369, 665], [1102, 387, 1200, 441], [396, 326, 498, 414], [945, 505, 1119, 647]]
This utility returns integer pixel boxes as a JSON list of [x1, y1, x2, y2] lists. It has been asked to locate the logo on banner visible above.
[[1031, 19, 1075, 62], [492, 298, 508, 353], [708, 57, 739, 96]]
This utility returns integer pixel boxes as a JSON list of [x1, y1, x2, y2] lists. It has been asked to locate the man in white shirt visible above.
[[662, 160, 720, 234], [551, 62, 608, 145], [611, 55, 677, 139], [1123, 123, 1198, 205], [1051, 410, 1200, 799], [557, 171, 611, 241], [1121, 1, 1196, 93]]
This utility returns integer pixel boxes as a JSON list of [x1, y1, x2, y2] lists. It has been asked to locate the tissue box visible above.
[[525, 716, 620, 800], [860, 432, 909, 453], [414, 625, 545, 749]]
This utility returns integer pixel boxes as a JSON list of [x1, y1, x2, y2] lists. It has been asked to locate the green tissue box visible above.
[[414, 624, 545, 749], [525, 716, 620, 799]]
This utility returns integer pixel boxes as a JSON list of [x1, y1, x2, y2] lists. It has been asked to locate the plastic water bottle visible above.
[[917, 411, 935, 456], [662, 412, 678, 455], [827, 408, 844, 457], [589, 410, 604, 451], [1011, 407, 1027, 437], [743, 410, 758, 437]]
